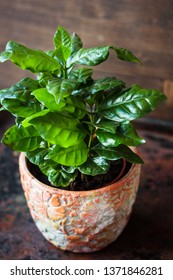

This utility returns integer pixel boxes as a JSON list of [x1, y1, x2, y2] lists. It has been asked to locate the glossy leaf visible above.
[[112, 46, 141, 64], [68, 46, 110, 67], [94, 144, 143, 164], [0, 78, 40, 103], [0, 26, 167, 188], [99, 84, 167, 122], [78, 154, 110, 176], [61, 165, 76, 174], [47, 78, 78, 104], [22, 109, 50, 127], [2, 125, 42, 151], [0, 41, 60, 73], [96, 129, 122, 147], [1, 98, 38, 118], [28, 111, 87, 147], [96, 121, 145, 147], [68, 67, 93, 83], [116, 121, 145, 146], [31, 88, 66, 111], [65, 95, 87, 119], [89, 77, 125, 94], [34, 158, 76, 187], [70, 32, 83, 55], [46, 141, 88, 166], [95, 119, 119, 133], [26, 148, 49, 166], [54, 26, 72, 62], [46, 167, 77, 187]]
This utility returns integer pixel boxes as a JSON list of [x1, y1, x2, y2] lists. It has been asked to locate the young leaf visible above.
[[78, 153, 110, 176], [67, 46, 110, 67], [28, 111, 87, 147], [112, 46, 141, 64], [2, 125, 42, 151], [70, 32, 83, 55], [54, 26, 72, 62], [98, 84, 167, 122], [0, 41, 60, 73], [45, 141, 88, 166]]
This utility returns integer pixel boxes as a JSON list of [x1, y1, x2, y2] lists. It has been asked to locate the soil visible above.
[[27, 159, 132, 191]]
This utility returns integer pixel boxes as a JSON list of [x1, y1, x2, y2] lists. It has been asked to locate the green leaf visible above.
[[112, 46, 141, 64], [65, 95, 87, 119], [68, 46, 110, 67], [0, 78, 40, 103], [96, 121, 145, 147], [116, 121, 145, 146], [0, 41, 60, 73], [1, 98, 38, 118], [36, 159, 77, 187], [99, 84, 167, 122], [46, 167, 77, 187], [70, 32, 83, 55], [22, 109, 50, 127], [28, 111, 87, 147], [47, 78, 78, 104], [31, 88, 66, 111], [89, 77, 125, 94], [26, 148, 49, 166], [68, 67, 93, 83], [54, 26, 72, 62], [95, 118, 119, 133], [2, 125, 42, 151], [37, 73, 54, 87], [96, 129, 122, 147], [61, 165, 76, 173], [94, 144, 143, 164], [46, 141, 88, 166], [78, 154, 110, 176]]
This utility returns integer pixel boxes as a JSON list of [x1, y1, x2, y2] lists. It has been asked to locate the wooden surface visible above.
[[0, 0, 173, 120], [0, 120, 173, 260]]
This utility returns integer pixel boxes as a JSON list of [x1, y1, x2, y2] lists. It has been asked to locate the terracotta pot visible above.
[[19, 153, 141, 253]]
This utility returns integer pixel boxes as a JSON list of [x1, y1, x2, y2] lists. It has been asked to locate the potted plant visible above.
[[0, 26, 166, 253]]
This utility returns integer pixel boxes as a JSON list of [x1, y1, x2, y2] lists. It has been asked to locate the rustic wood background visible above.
[[0, 0, 173, 120]]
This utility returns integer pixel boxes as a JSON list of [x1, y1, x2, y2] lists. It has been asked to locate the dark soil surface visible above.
[[28, 159, 132, 191]]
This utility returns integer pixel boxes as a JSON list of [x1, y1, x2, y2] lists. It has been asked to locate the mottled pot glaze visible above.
[[19, 153, 141, 253]]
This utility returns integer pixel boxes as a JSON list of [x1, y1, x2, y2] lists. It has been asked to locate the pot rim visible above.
[[19, 151, 140, 196]]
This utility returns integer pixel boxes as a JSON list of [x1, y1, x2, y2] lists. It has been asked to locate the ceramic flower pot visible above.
[[19, 152, 141, 253]]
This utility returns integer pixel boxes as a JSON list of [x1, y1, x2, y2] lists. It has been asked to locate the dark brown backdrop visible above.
[[0, 0, 173, 120]]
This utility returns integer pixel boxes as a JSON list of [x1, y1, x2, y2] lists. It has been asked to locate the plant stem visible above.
[[88, 113, 94, 148]]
